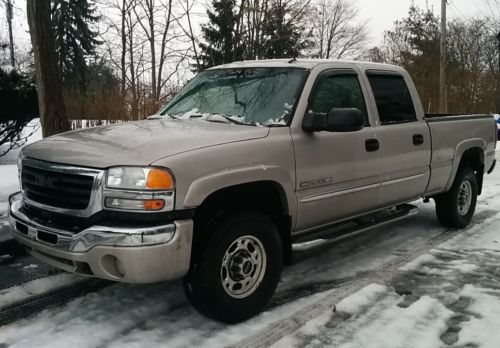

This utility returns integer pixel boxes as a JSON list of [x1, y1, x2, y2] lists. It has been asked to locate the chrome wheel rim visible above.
[[221, 235, 267, 299], [457, 180, 472, 216]]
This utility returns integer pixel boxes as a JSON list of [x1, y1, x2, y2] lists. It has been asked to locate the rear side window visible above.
[[367, 74, 417, 125], [309, 74, 369, 125]]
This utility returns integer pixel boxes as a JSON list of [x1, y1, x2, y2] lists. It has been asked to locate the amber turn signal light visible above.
[[143, 199, 166, 211], [146, 169, 174, 190]]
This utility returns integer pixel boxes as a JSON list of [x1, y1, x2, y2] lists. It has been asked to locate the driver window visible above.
[[309, 73, 369, 126]]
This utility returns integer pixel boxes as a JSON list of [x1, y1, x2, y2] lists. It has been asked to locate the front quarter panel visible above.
[[151, 127, 297, 226]]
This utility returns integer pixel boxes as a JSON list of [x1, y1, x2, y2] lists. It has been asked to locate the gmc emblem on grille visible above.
[[35, 175, 54, 188]]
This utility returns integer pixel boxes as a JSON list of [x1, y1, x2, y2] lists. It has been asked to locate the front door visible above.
[[292, 69, 381, 232]]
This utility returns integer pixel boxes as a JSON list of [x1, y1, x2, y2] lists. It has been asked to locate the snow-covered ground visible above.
[[0, 166, 498, 347], [0, 165, 19, 241], [0, 123, 499, 347], [273, 166, 500, 348]]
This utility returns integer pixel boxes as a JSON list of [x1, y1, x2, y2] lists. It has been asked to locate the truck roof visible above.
[[208, 59, 406, 72]]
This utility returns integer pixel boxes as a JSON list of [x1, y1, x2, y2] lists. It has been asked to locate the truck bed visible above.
[[424, 113, 496, 195]]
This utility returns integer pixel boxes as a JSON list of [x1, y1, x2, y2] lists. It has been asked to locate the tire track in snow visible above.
[[0, 278, 111, 326], [233, 210, 500, 348]]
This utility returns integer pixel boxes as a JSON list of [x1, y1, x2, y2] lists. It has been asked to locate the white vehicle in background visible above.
[[494, 114, 500, 140]]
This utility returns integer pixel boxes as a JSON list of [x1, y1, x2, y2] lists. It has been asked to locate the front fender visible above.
[[183, 165, 297, 227]]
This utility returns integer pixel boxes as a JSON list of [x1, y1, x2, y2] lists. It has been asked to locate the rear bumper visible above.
[[8, 192, 193, 283]]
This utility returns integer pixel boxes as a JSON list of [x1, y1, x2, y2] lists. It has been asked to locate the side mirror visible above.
[[302, 108, 364, 133]]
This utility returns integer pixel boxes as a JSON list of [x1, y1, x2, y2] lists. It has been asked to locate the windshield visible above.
[[159, 67, 308, 126]]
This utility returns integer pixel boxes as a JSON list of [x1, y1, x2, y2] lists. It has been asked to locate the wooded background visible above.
[[1, 0, 500, 138]]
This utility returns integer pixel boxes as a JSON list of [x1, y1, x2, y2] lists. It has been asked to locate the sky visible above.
[[357, 0, 493, 44]]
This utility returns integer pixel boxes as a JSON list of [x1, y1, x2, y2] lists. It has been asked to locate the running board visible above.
[[292, 204, 419, 252]]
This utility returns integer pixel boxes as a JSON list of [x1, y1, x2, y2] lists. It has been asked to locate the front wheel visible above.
[[183, 211, 283, 323], [435, 167, 478, 228]]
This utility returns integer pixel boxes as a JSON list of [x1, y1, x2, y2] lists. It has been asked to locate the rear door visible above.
[[364, 71, 431, 206]]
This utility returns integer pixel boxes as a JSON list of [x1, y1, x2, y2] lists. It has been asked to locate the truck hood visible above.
[[22, 119, 270, 168]]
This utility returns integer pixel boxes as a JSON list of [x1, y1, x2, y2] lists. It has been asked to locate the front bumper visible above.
[[8, 192, 193, 283]]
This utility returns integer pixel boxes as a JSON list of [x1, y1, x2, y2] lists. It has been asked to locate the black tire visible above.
[[183, 211, 283, 324], [435, 167, 478, 229]]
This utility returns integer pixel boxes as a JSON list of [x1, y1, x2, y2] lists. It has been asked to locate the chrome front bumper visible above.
[[8, 192, 193, 283]]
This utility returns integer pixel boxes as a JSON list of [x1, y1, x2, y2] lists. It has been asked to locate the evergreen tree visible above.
[[381, 6, 441, 112], [51, 0, 101, 91], [0, 68, 38, 122], [260, 0, 311, 59], [198, 0, 244, 70]]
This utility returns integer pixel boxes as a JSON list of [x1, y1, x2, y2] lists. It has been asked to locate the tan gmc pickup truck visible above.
[[8, 59, 497, 323]]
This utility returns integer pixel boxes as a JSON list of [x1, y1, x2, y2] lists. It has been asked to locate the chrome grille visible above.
[[21, 162, 95, 210]]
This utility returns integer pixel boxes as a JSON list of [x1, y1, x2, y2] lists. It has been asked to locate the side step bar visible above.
[[292, 204, 419, 252]]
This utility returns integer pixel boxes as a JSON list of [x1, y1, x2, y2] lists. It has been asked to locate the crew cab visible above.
[[8, 59, 497, 323]]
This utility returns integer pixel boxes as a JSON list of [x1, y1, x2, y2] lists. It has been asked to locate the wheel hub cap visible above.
[[221, 235, 267, 299], [457, 180, 472, 216]]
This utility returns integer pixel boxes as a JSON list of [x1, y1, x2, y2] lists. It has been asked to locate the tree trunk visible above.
[[148, 3, 157, 102], [496, 33, 500, 113], [127, 12, 138, 119], [6, 0, 15, 67], [120, 0, 127, 104], [27, 0, 69, 137]]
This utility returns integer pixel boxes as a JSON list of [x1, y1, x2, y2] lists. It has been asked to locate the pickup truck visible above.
[[8, 59, 497, 323]]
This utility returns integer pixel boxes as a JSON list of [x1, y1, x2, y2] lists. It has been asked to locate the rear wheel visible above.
[[183, 211, 283, 323], [435, 167, 478, 228]]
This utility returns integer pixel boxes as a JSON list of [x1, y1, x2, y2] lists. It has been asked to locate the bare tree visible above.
[[127, 9, 140, 118], [134, 0, 182, 105], [100, 0, 137, 115], [310, 0, 368, 59], [447, 18, 499, 113], [26, 0, 69, 137], [0, 120, 38, 157], [175, 0, 201, 70]]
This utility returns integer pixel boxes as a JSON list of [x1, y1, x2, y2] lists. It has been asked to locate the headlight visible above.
[[106, 167, 174, 190], [104, 167, 175, 212]]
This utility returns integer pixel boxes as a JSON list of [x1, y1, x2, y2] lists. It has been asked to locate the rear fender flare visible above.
[[445, 138, 485, 192]]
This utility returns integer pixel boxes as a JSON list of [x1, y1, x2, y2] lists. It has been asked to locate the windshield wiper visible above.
[[202, 113, 256, 126], [163, 113, 178, 119], [210, 114, 249, 125]]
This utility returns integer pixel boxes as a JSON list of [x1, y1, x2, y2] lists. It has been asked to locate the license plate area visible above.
[[15, 221, 59, 245]]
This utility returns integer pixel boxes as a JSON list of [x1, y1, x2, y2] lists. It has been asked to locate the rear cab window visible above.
[[366, 73, 417, 125]]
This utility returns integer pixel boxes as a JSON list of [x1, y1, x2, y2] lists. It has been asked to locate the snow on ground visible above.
[[0, 281, 332, 348], [272, 163, 500, 348], [0, 273, 83, 308], [0, 198, 454, 347], [1, 176, 499, 348], [0, 165, 19, 233], [0, 171, 499, 347], [0, 125, 499, 347]]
